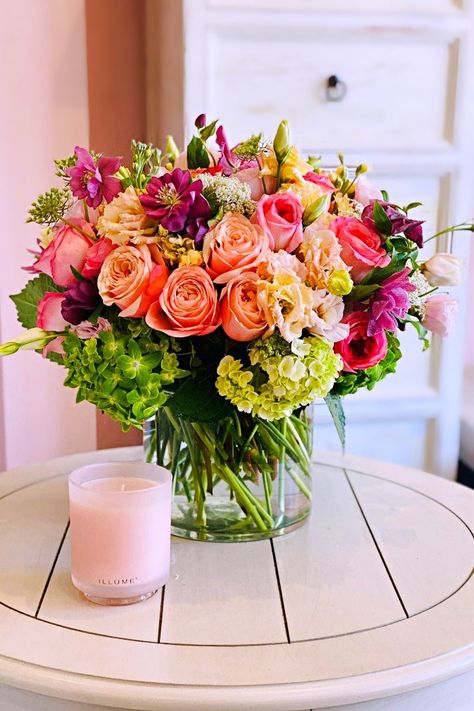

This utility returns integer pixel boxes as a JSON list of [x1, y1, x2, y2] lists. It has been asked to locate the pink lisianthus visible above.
[[67, 147, 122, 209], [331, 216, 390, 283], [36, 292, 67, 331], [422, 294, 458, 337], [354, 176, 383, 207], [303, 171, 335, 195], [253, 192, 303, 253], [367, 267, 416, 336], [82, 238, 116, 278], [33, 219, 95, 288], [335, 312, 388, 373]]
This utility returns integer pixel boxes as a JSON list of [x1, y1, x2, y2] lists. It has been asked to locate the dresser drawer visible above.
[[205, 28, 456, 152]]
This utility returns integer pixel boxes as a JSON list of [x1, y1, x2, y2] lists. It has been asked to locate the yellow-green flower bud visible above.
[[303, 194, 330, 227], [166, 134, 180, 165], [0, 328, 54, 357], [273, 120, 291, 164], [327, 269, 353, 296]]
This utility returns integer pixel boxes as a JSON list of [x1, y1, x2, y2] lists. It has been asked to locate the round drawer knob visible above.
[[325, 75, 347, 102]]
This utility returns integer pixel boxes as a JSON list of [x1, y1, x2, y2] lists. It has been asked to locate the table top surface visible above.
[[0, 446, 474, 711]]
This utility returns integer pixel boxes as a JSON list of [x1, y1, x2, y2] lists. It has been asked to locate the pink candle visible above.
[[69, 461, 171, 605]]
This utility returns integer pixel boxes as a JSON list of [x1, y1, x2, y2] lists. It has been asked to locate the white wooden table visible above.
[[1, 447, 474, 711]]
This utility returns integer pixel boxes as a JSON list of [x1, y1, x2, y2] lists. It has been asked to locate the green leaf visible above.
[[187, 136, 210, 170], [381, 189, 390, 201], [347, 284, 379, 302], [403, 201, 423, 213], [199, 119, 219, 142], [324, 394, 346, 449], [167, 370, 232, 423], [361, 252, 408, 285], [404, 317, 430, 351], [372, 201, 392, 236], [10, 275, 63, 329]]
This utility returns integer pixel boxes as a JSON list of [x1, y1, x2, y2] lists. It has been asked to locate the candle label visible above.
[[98, 577, 139, 585]]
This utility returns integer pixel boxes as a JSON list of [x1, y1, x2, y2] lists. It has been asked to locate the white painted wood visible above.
[[1, 449, 474, 711], [272, 464, 405, 640], [207, 0, 461, 14], [39, 530, 163, 643], [161, 537, 286, 645]]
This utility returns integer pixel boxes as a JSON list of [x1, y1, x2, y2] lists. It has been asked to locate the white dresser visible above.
[[146, 0, 474, 477]]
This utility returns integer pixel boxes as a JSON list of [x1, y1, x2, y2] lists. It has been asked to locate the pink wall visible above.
[[465, 248, 474, 368], [0, 0, 96, 468]]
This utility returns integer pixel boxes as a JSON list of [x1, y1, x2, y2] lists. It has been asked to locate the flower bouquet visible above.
[[1, 115, 469, 541]]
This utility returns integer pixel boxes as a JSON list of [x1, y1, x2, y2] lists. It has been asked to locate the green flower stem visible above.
[[287, 466, 312, 499]]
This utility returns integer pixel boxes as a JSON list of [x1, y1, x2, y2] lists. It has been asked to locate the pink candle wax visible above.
[[69, 461, 171, 605]]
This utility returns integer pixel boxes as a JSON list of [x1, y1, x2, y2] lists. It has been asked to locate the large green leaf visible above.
[[324, 394, 346, 449], [373, 200, 392, 236], [186, 136, 210, 170], [167, 370, 232, 423], [10, 274, 63, 329]]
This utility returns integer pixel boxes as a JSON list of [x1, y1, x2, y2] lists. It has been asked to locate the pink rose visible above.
[[34, 219, 95, 287], [354, 176, 383, 207], [146, 266, 221, 337], [203, 212, 269, 284], [36, 292, 67, 331], [331, 216, 390, 283], [220, 271, 267, 342], [234, 166, 277, 201], [253, 191, 303, 253], [98, 244, 169, 318], [303, 171, 334, 194], [335, 312, 388, 373], [82, 238, 116, 278], [422, 294, 458, 336]]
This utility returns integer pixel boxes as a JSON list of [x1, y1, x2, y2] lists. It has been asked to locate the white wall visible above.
[[0, 0, 96, 468]]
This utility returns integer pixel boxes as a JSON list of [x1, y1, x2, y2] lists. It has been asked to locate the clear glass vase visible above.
[[143, 407, 312, 542]]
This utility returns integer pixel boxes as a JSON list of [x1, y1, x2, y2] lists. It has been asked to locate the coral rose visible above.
[[146, 266, 220, 337], [334, 312, 388, 373], [34, 219, 95, 288], [203, 212, 269, 284], [220, 271, 267, 342], [98, 244, 169, 318], [253, 191, 303, 253], [82, 238, 116, 278], [331, 216, 390, 283]]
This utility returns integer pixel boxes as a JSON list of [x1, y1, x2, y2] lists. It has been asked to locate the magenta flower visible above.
[[362, 201, 424, 247], [216, 126, 256, 175], [67, 147, 122, 209], [139, 169, 211, 237], [367, 267, 416, 336]]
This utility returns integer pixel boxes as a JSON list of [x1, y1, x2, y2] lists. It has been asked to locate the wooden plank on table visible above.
[[160, 538, 287, 645], [273, 464, 406, 641], [39, 532, 163, 642], [0, 477, 69, 616], [347, 469, 474, 616]]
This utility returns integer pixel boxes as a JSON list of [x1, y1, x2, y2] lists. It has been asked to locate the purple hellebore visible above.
[[216, 126, 256, 176], [362, 201, 424, 247], [139, 168, 211, 240], [61, 279, 100, 326], [67, 147, 122, 209], [367, 267, 416, 336]]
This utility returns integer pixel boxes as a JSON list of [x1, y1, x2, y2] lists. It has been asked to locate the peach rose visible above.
[[98, 244, 169, 318], [331, 216, 390, 283], [220, 271, 267, 342], [146, 266, 221, 337], [253, 191, 303, 253], [34, 219, 95, 288], [203, 212, 269, 284]]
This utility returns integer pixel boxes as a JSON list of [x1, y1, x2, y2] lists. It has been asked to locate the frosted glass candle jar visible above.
[[69, 461, 171, 605]]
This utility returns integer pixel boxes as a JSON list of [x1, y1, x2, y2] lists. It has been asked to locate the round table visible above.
[[1, 447, 474, 711]]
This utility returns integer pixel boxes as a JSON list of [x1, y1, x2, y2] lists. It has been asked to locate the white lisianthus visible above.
[[0, 328, 54, 356], [422, 253, 462, 287]]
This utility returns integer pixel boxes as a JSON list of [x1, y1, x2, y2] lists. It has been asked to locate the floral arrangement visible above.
[[1, 115, 469, 539]]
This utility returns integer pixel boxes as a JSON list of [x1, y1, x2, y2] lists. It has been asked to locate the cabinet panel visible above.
[[207, 0, 461, 13], [207, 30, 454, 151]]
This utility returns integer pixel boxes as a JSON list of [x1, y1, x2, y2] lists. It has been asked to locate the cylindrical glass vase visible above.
[[144, 407, 312, 542]]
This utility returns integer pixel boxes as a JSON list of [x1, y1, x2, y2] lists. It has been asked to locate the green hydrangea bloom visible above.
[[59, 321, 188, 430], [332, 332, 402, 396], [216, 334, 342, 420]]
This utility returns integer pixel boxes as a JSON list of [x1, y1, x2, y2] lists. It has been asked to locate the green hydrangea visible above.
[[216, 334, 342, 420], [60, 322, 188, 430], [332, 332, 402, 396]]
